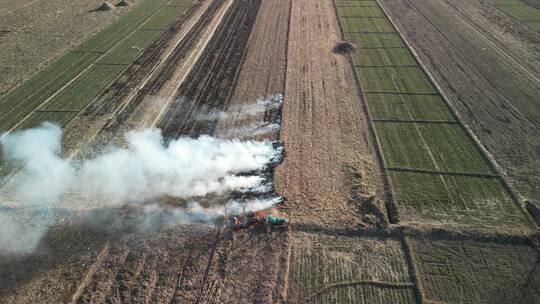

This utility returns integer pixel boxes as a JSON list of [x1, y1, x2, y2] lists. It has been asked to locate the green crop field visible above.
[[390, 171, 534, 229], [345, 33, 405, 48], [497, 4, 540, 21], [337, 7, 384, 18], [42, 65, 125, 112], [335, 0, 378, 7], [365, 93, 455, 121], [412, 238, 539, 303], [352, 48, 417, 66], [375, 122, 492, 173], [356, 67, 436, 93], [140, 6, 187, 30], [290, 233, 415, 304], [341, 18, 395, 33], [0, 52, 102, 133], [98, 30, 163, 65]]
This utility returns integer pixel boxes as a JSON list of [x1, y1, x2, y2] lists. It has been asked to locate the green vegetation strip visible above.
[[337, 6, 384, 18], [390, 172, 534, 229], [98, 30, 163, 65], [0, 52, 102, 132], [375, 123, 492, 173], [140, 6, 187, 30], [335, 0, 378, 7], [356, 67, 436, 94], [345, 33, 405, 48], [352, 48, 416, 66], [42, 65, 125, 112], [341, 17, 395, 33], [365, 93, 455, 121]]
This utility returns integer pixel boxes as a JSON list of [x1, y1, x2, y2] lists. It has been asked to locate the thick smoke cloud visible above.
[[0, 123, 283, 255]]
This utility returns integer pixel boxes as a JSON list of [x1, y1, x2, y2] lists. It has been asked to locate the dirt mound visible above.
[[332, 41, 355, 55], [116, 0, 132, 7], [96, 1, 115, 11]]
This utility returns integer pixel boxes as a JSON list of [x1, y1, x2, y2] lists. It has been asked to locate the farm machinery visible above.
[[230, 209, 288, 230]]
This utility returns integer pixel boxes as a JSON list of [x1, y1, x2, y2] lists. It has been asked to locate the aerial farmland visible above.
[[0, 0, 539, 303]]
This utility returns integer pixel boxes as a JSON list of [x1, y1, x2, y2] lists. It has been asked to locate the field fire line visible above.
[[0, 114, 284, 255]]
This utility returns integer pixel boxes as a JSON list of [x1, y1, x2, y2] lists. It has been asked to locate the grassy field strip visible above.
[[374, 123, 493, 174], [352, 48, 417, 67], [337, 6, 385, 17], [335, 0, 378, 6], [41, 65, 126, 112], [341, 17, 395, 33], [335, 0, 536, 230], [345, 32, 405, 48], [356, 66, 436, 94], [98, 30, 164, 65], [0, 52, 102, 132], [486, 0, 540, 31], [140, 6, 188, 30]]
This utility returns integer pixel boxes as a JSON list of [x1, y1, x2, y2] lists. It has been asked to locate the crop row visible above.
[[487, 0, 540, 31], [335, 1, 534, 229]]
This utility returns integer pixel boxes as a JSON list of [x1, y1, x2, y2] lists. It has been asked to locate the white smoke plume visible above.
[[0, 123, 283, 255]]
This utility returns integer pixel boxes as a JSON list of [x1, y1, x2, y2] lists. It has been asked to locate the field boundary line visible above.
[[385, 167, 499, 178], [377, 0, 539, 229]]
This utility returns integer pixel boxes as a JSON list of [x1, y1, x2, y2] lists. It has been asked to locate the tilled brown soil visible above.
[[378, 0, 540, 203]]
